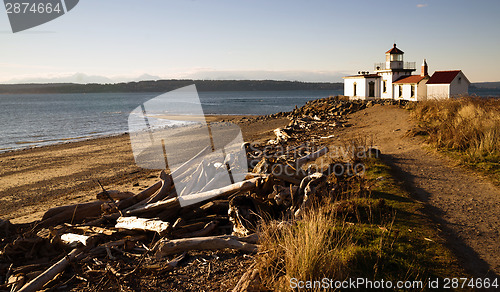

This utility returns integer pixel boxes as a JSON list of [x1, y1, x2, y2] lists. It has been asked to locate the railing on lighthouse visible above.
[[374, 62, 416, 71]]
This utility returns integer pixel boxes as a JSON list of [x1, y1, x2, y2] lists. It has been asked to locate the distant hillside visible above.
[[0, 80, 343, 94], [471, 82, 500, 89]]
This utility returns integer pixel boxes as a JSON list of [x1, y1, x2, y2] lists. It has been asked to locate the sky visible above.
[[1, 0, 499, 83]]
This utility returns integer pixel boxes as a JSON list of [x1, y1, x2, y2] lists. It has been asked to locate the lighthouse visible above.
[[342, 44, 470, 100], [374, 44, 416, 99]]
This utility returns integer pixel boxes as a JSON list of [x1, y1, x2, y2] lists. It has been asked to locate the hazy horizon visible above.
[[1, 1, 499, 84]]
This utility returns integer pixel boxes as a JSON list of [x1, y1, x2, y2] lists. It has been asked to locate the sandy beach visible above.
[[0, 115, 289, 223]]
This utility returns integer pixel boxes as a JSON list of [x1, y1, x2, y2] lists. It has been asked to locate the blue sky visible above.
[[1, 0, 499, 83]]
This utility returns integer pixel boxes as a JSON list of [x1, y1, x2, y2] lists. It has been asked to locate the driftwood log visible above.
[[178, 177, 260, 207], [17, 248, 82, 292], [116, 180, 163, 210], [232, 263, 262, 292], [154, 234, 259, 258], [60, 233, 97, 247], [145, 170, 173, 204], [273, 128, 291, 143], [127, 177, 260, 217], [172, 220, 218, 238], [125, 197, 180, 217], [115, 216, 171, 236], [96, 190, 135, 201], [296, 146, 329, 167], [40, 201, 104, 227]]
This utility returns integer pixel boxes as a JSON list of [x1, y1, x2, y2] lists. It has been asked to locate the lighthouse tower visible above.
[[374, 44, 416, 99]]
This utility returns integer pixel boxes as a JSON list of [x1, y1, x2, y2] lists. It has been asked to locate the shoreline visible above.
[[0, 114, 290, 223], [0, 114, 262, 155]]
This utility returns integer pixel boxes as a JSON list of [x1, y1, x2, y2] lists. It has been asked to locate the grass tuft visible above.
[[411, 97, 500, 183]]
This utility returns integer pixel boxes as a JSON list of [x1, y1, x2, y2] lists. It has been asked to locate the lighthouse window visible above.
[[353, 82, 357, 96], [411, 85, 415, 97], [383, 80, 387, 93], [391, 54, 403, 62], [398, 85, 402, 98]]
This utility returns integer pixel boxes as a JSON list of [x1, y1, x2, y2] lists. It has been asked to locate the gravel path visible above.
[[337, 105, 500, 277]]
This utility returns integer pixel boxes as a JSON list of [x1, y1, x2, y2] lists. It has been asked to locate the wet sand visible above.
[[0, 115, 289, 223]]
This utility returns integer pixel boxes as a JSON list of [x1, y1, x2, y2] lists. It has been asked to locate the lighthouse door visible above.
[[368, 81, 375, 97]]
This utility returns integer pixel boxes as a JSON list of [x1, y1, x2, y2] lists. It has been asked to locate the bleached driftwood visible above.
[[127, 177, 260, 216], [296, 146, 329, 167], [273, 128, 291, 143], [126, 197, 180, 217], [294, 172, 327, 218], [18, 248, 81, 292], [115, 171, 174, 215], [115, 216, 171, 236], [179, 177, 260, 207], [60, 233, 97, 247], [154, 234, 259, 258], [6, 274, 25, 292]]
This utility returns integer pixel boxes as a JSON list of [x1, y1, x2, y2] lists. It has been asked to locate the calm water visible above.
[[1, 88, 497, 153], [0, 90, 341, 152]]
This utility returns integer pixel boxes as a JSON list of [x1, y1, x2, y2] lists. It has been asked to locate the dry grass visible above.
[[256, 204, 355, 291], [412, 97, 500, 162], [255, 153, 465, 291]]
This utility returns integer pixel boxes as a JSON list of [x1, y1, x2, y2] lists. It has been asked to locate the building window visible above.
[[353, 82, 357, 96], [383, 80, 387, 93], [411, 85, 415, 97], [458, 77, 462, 84], [398, 85, 403, 98]]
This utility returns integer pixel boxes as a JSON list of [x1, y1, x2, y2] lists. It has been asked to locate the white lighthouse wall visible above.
[[380, 72, 392, 99], [344, 77, 366, 98], [355, 81, 366, 99], [364, 77, 381, 99]]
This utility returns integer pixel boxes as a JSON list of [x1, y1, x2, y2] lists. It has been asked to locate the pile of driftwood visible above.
[[0, 96, 379, 291]]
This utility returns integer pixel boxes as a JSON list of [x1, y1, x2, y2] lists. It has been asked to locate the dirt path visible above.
[[334, 104, 500, 277]]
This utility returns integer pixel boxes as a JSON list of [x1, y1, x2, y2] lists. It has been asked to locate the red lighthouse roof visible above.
[[393, 75, 427, 84], [386, 43, 404, 54]]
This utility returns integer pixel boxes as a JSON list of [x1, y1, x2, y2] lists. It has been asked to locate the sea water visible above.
[[0, 90, 341, 153]]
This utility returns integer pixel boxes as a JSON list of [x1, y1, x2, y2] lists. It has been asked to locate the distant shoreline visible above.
[[0, 79, 343, 94]]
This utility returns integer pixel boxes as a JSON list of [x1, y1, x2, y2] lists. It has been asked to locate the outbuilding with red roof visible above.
[[426, 70, 470, 99]]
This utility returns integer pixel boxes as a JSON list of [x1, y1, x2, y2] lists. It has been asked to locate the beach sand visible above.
[[0, 115, 289, 223]]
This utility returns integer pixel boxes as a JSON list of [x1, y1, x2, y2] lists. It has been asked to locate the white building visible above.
[[426, 70, 470, 99], [343, 44, 469, 100]]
